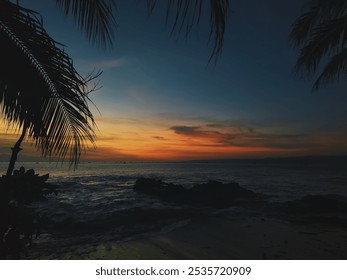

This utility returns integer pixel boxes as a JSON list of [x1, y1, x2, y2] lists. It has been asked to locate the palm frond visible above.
[[56, 0, 229, 60], [290, 10, 320, 47], [294, 16, 347, 75], [290, 0, 347, 46], [313, 48, 347, 89], [290, 0, 347, 90], [0, 1, 96, 167], [55, 0, 117, 49], [146, 0, 230, 61]]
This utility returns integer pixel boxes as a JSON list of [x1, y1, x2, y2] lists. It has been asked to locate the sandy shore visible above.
[[29, 208, 347, 260]]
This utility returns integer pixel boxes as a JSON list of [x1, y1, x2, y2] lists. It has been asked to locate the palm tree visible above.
[[0, 0, 230, 175], [0, 0, 230, 258], [0, 1, 97, 175], [290, 0, 347, 90]]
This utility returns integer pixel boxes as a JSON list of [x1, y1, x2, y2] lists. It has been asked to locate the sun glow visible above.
[[1, 112, 347, 162], [84, 115, 308, 161]]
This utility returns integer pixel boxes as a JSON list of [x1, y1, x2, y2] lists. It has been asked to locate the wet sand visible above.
[[29, 209, 347, 260]]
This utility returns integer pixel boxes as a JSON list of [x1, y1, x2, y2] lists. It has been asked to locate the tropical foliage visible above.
[[55, 0, 229, 59], [290, 0, 347, 90], [0, 167, 57, 259], [0, 1, 97, 174], [0, 0, 230, 174], [145, 0, 230, 61], [0, 0, 230, 257], [55, 0, 117, 49]]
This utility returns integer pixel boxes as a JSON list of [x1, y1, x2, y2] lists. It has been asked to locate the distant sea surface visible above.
[[1, 157, 347, 255], [1, 157, 346, 200]]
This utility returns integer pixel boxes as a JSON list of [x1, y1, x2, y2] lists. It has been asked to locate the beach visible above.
[[27, 208, 347, 260], [1, 158, 346, 260], [2, 0, 347, 267]]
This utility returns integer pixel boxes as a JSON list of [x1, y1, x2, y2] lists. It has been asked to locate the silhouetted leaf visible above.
[[0, 1, 96, 167], [290, 0, 347, 89], [56, 0, 117, 49], [147, 0, 230, 61]]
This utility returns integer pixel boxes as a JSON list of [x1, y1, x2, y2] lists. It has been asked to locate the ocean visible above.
[[1, 157, 346, 256]]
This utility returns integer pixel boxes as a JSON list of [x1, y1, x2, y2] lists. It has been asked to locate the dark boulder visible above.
[[192, 180, 253, 197], [134, 178, 167, 196], [134, 178, 191, 201], [134, 178, 257, 208], [191, 180, 255, 207]]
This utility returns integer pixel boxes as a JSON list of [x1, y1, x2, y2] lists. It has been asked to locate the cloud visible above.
[[170, 125, 228, 142], [170, 126, 202, 135], [226, 133, 315, 149], [169, 123, 316, 150]]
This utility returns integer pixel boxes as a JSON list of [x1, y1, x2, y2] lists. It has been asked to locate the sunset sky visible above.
[[1, 0, 347, 162]]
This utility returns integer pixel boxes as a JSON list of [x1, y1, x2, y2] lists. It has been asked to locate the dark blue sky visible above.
[[2, 0, 347, 161]]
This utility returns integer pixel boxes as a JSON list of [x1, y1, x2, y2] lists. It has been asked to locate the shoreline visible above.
[[27, 207, 347, 260]]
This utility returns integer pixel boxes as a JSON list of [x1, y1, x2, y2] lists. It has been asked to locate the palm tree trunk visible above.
[[6, 123, 28, 177]]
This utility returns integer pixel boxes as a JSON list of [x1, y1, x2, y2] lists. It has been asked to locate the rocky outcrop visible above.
[[134, 178, 259, 208]]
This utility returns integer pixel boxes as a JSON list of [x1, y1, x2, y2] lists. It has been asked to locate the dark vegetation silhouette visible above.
[[0, 0, 230, 259], [0, 1, 97, 175], [0, 167, 57, 258], [0, 0, 98, 258], [1, 0, 230, 174], [1, 0, 346, 258], [290, 0, 347, 90]]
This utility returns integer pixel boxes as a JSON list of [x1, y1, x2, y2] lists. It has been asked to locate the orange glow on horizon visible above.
[[83, 118, 308, 161], [1, 115, 347, 162]]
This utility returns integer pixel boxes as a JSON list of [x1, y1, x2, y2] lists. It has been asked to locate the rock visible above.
[[134, 178, 166, 195], [134, 178, 257, 208], [162, 183, 192, 201], [191, 180, 255, 207], [134, 178, 190, 201], [192, 180, 253, 197]]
